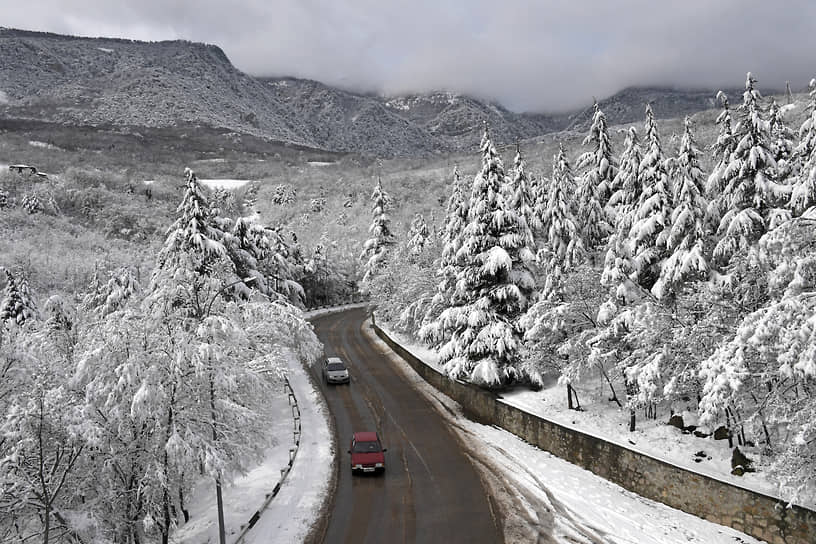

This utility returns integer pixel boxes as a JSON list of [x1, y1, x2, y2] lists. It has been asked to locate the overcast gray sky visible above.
[[2, 0, 814, 112]]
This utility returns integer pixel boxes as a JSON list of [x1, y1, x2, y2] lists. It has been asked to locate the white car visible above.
[[322, 357, 350, 384]]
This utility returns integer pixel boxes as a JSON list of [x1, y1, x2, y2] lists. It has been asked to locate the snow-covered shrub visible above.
[[310, 197, 327, 212], [21, 193, 42, 214]]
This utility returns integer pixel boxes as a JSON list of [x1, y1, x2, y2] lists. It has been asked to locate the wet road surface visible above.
[[308, 307, 503, 544]]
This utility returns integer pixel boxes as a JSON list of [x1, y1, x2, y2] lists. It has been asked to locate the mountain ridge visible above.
[[0, 27, 757, 157]]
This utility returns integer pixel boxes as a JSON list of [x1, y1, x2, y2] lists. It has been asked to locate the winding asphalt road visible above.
[[308, 307, 503, 544]]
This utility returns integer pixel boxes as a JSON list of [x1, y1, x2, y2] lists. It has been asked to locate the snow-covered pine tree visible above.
[[0, 269, 38, 326], [360, 177, 394, 284], [260, 225, 305, 306], [791, 79, 816, 216], [421, 166, 469, 346], [225, 215, 267, 298], [507, 144, 538, 243], [407, 213, 431, 257], [576, 101, 618, 209], [602, 127, 645, 304], [706, 91, 737, 232], [654, 116, 709, 299], [608, 127, 645, 229], [539, 144, 585, 299], [575, 168, 611, 252], [769, 98, 795, 183], [434, 127, 538, 387], [712, 73, 783, 265], [152, 168, 230, 284], [629, 104, 673, 291], [80, 267, 140, 318]]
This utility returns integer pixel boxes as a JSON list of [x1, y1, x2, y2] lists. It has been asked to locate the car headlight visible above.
[[375, 463, 383, 468], [354, 464, 363, 469]]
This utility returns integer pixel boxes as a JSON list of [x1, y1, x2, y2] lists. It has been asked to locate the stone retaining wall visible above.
[[373, 325, 816, 544]]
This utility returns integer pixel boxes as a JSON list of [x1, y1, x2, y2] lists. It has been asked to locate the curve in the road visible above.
[[309, 307, 503, 544]]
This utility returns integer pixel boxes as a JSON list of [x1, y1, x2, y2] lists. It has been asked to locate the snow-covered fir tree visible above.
[[706, 91, 737, 232], [531, 171, 552, 243], [360, 177, 394, 284], [152, 168, 230, 289], [791, 79, 816, 216], [507, 144, 538, 243], [224, 215, 266, 298], [539, 144, 585, 299], [0, 269, 38, 326], [421, 166, 469, 346], [432, 127, 538, 387], [407, 213, 431, 257], [712, 73, 784, 265], [260, 225, 305, 306], [602, 127, 644, 304], [629, 104, 673, 291], [608, 127, 644, 221], [654, 116, 709, 299], [576, 101, 618, 209], [768, 98, 795, 182]]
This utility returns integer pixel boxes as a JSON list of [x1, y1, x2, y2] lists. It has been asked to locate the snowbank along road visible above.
[[309, 307, 503, 543]]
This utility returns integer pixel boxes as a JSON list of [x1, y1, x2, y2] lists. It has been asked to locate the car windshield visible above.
[[353, 440, 382, 453], [327, 362, 346, 371]]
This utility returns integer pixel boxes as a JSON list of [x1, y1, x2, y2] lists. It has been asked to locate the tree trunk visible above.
[[162, 467, 170, 544], [629, 409, 636, 432], [210, 374, 226, 544], [161, 384, 176, 544], [42, 505, 50, 544], [566, 384, 581, 410], [597, 364, 622, 407], [216, 480, 226, 544], [179, 482, 190, 523]]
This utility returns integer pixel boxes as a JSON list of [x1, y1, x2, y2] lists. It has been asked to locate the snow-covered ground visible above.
[[241, 352, 333, 544], [239, 303, 367, 543], [199, 179, 255, 190], [171, 303, 365, 544], [378, 324, 804, 507], [303, 302, 368, 319], [171, 376, 293, 543], [141, 178, 254, 189], [367, 322, 762, 544], [501, 383, 795, 505], [29, 140, 62, 150]]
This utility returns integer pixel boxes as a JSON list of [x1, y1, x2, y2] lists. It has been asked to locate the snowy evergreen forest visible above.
[[362, 74, 816, 505], [0, 169, 324, 542], [3, 69, 816, 541]]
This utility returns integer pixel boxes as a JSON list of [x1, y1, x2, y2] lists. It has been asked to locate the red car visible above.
[[348, 431, 387, 474]]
